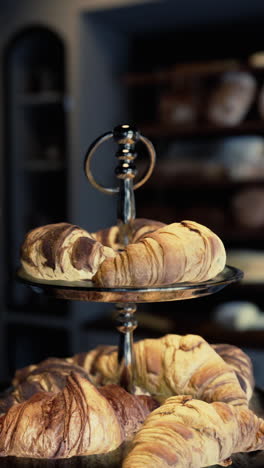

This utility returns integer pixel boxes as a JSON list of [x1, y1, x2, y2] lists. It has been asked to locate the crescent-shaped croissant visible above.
[[1, 336, 253, 417], [0, 334, 257, 463], [20, 219, 226, 286], [20, 222, 116, 281], [93, 220, 226, 287], [0, 373, 157, 458], [71, 335, 248, 407], [123, 395, 264, 468]]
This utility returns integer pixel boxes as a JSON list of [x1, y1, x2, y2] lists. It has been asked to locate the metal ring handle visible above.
[[84, 131, 156, 195]]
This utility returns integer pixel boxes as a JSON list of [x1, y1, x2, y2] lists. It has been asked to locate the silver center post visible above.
[[84, 123, 156, 393], [113, 125, 139, 392]]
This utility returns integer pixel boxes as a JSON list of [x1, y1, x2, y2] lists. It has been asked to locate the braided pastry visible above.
[[21, 219, 226, 286]]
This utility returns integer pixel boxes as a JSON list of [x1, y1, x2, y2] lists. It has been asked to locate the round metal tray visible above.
[[17, 265, 243, 303]]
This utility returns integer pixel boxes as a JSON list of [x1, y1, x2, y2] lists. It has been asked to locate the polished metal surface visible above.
[[17, 265, 243, 304], [83, 125, 158, 390], [113, 125, 138, 246], [20, 124, 244, 396], [84, 127, 156, 195], [114, 304, 138, 393]]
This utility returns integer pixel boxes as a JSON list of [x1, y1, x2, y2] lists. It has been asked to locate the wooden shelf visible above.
[[139, 120, 264, 139], [123, 61, 264, 86], [144, 172, 264, 190]]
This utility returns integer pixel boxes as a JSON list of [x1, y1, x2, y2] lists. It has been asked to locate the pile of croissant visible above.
[[0, 333, 263, 467], [20, 218, 226, 286]]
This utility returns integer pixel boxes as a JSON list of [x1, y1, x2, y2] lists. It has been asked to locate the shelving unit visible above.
[[4, 26, 70, 376], [2, 1, 264, 383], [123, 61, 264, 85], [123, 40, 264, 350], [140, 120, 264, 138]]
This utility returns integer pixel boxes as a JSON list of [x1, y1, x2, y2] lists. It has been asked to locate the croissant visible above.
[[92, 218, 165, 250], [20, 222, 116, 281], [0, 334, 259, 463], [212, 343, 254, 401], [7, 336, 250, 408], [94, 220, 226, 287], [70, 335, 248, 407], [0, 373, 157, 458], [123, 395, 264, 468], [20, 219, 226, 286], [0, 358, 93, 413]]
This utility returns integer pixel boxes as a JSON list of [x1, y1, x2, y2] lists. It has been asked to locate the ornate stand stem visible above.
[[114, 303, 138, 392], [84, 124, 156, 393]]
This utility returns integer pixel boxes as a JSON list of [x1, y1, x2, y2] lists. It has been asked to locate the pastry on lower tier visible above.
[[0, 334, 259, 464], [123, 395, 264, 468]]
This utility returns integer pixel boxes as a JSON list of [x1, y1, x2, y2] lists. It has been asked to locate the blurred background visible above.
[[1, 0, 264, 386]]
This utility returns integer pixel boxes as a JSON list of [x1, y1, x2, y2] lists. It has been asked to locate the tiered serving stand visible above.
[[18, 124, 243, 393]]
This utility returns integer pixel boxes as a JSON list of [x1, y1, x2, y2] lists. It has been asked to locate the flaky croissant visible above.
[[1, 335, 253, 417], [94, 220, 226, 287], [0, 373, 157, 458], [92, 218, 165, 250], [0, 358, 93, 414], [71, 335, 248, 407], [0, 334, 259, 463], [212, 343, 254, 402], [20, 222, 115, 281], [21, 219, 226, 286], [123, 395, 264, 468]]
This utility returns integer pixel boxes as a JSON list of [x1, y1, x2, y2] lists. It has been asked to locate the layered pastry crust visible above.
[[21, 219, 226, 286]]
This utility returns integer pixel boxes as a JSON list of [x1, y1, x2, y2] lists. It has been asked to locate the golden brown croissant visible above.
[[92, 218, 165, 250], [212, 343, 255, 401], [21, 219, 226, 286], [9, 335, 249, 409], [20, 222, 115, 281], [20, 219, 164, 282], [123, 395, 264, 468], [0, 373, 157, 458], [0, 358, 93, 413], [94, 220, 226, 287], [68, 335, 248, 407], [0, 334, 258, 463]]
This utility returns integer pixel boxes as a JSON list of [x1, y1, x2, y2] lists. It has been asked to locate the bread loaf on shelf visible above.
[[207, 71, 256, 126]]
